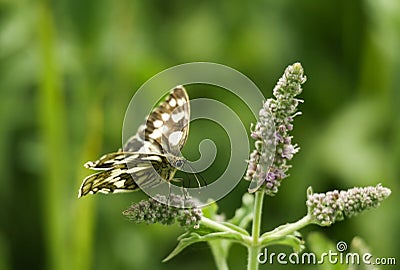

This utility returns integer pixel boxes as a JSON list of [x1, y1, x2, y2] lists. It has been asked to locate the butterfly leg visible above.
[[166, 181, 172, 205], [171, 178, 189, 200]]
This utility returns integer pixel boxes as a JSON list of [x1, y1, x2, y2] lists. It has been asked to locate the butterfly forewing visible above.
[[123, 85, 190, 156], [78, 86, 190, 197]]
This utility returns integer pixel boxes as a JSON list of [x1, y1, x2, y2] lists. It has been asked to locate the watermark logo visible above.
[[257, 241, 396, 266], [336, 240, 347, 252]]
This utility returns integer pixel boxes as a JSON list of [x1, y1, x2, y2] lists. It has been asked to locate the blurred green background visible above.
[[0, 0, 399, 269]]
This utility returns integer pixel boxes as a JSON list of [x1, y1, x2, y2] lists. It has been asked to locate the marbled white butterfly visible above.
[[78, 86, 190, 197]]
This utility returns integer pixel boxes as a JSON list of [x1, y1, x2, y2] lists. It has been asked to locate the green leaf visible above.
[[163, 233, 202, 262], [163, 231, 248, 262], [260, 232, 305, 253]]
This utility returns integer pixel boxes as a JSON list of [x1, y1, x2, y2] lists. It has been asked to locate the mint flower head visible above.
[[245, 63, 306, 195], [123, 194, 203, 228], [306, 184, 391, 226]]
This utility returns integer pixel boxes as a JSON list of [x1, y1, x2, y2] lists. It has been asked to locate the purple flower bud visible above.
[[245, 63, 306, 195]]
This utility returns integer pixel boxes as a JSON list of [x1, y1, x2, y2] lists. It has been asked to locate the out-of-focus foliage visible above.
[[0, 0, 399, 269]]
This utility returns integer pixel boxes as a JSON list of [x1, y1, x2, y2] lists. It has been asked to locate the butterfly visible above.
[[78, 86, 190, 197]]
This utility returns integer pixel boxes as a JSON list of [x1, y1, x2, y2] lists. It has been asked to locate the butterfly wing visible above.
[[78, 86, 190, 197], [79, 152, 176, 197], [79, 162, 139, 197], [123, 85, 190, 156]]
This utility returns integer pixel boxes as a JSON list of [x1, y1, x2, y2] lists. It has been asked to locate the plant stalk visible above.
[[201, 217, 240, 234], [247, 191, 265, 270]]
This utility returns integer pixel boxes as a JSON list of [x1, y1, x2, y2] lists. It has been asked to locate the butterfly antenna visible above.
[[185, 162, 207, 189]]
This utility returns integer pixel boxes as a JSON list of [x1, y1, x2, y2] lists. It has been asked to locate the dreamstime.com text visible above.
[[258, 242, 396, 266]]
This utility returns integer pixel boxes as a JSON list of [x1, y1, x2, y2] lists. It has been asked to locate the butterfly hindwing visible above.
[[79, 152, 176, 197], [78, 86, 190, 197], [79, 165, 139, 196]]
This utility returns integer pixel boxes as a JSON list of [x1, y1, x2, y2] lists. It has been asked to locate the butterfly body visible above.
[[78, 86, 189, 197]]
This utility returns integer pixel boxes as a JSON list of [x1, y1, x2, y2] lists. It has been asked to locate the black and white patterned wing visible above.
[[78, 86, 190, 197], [123, 85, 190, 156], [78, 152, 173, 197], [79, 162, 139, 197]]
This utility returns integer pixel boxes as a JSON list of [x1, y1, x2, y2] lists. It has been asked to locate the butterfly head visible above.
[[166, 154, 185, 170]]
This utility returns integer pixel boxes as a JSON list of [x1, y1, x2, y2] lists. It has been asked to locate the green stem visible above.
[[200, 217, 240, 234], [247, 191, 265, 270], [260, 215, 312, 242]]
